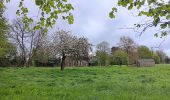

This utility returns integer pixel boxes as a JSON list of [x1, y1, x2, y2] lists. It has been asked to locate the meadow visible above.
[[1, 64, 170, 100]]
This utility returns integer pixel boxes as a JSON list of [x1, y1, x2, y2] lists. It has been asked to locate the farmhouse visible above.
[[136, 59, 155, 67]]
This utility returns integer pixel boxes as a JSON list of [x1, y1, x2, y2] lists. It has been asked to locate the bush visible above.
[[153, 53, 160, 64], [34, 58, 60, 67]]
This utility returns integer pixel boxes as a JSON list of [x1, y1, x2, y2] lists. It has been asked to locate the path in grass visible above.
[[0, 65, 170, 100]]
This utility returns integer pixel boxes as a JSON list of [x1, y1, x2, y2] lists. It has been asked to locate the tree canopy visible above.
[[0, 0, 10, 57], [4, 0, 74, 32], [112, 49, 128, 66], [138, 45, 152, 59], [110, 0, 170, 37]]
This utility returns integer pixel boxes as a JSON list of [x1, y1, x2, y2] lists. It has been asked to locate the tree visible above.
[[96, 51, 109, 66], [110, 1, 170, 37], [118, 36, 137, 65], [96, 41, 110, 54], [153, 52, 160, 64], [0, 43, 17, 67], [156, 50, 167, 63], [9, 18, 43, 67], [0, 1, 18, 67], [33, 35, 57, 67], [53, 30, 76, 70], [72, 37, 92, 66], [165, 56, 170, 64], [0, 0, 9, 57], [138, 45, 152, 59], [53, 30, 92, 69], [96, 41, 110, 66], [111, 49, 128, 66]]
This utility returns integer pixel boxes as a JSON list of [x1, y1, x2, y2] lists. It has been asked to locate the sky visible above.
[[4, 0, 170, 57]]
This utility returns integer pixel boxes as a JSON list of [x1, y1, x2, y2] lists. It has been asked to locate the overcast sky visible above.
[[5, 0, 170, 56]]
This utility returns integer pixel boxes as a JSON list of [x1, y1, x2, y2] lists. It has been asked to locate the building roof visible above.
[[137, 59, 155, 63]]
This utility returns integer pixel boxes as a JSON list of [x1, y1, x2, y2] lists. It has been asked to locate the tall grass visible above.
[[0, 64, 170, 100]]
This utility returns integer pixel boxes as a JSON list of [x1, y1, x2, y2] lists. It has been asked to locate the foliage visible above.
[[0, 0, 18, 67], [153, 53, 160, 64], [96, 51, 109, 66], [89, 56, 98, 66], [0, 43, 17, 67], [1, 65, 170, 99], [53, 30, 91, 69], [165, 57, 170, 64], [33, 36, 57, 67], [111, 49, 128, 66], [156, 50, 167, 63], [34, 30, 92, 69], [118, 36, 137, 64], [71, 37, 91, 66], [5, 0, 74, 32], [0, 0, 10, 57], [138, 45, 152, 59], [96, 41, 110, 66], [4, 0, 170, 37], [110, 0, 170, 37], [34, 58, 60, 67]]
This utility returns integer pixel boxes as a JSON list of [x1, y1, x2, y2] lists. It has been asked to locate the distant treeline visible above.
[[0, 17, 170, 68]]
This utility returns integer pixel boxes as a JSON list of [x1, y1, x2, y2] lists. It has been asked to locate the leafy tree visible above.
[[153, 52, 160, 64], [0, 1, 17, 66], [96, 51, 109, 66], [0, 43, 17, 67], [53, 30, 77, 70], [156, 50, 167, 63], [72, 37, 92, 66], [165, 56, 170, 64], [118, 36, 137, 65], [33, 35, 57, 67], [138, 45, 152, 59], [96, 41, 110, 66], [53, 30, 92, 69], [0, 0, 10, 57], [89, 55, 98, 66], [111, 49, 128, 66]]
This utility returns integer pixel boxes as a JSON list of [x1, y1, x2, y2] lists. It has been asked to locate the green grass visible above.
[[1, 64, 170, 100]]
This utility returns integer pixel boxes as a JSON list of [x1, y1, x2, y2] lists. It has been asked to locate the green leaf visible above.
[[35, 0, 43, 6], [166, 15, 170, 20], [154, 33, 158, 37], [19, 2, 23, 7], [68, 14, 74, 24], [128, 4, 133, 10], [40, 17, 45, 26], [109, 11, 115, 18], [112, 7, 117, 12], [160, 23, 167, 29], [16, 10, 20, 16], [161, 32, 167, 37]]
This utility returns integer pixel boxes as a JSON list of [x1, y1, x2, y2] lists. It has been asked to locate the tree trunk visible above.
[[61, 53, 66, 71], [25, 56, 32, 67]]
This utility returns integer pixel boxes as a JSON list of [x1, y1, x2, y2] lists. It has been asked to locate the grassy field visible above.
[[1, 64, 170, 100]]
